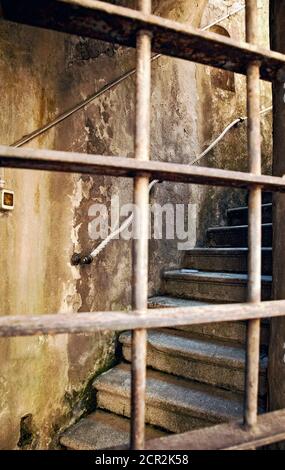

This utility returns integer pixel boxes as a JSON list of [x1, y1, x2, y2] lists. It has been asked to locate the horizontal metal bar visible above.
[[1, 145, 285, 191], [141, 409, 285, 450], [1, 0, 285, 82], [1, 299, 285, 337]]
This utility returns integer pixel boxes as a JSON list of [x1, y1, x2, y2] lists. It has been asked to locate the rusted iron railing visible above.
[[244, 0, 262, 429], [1, 0, 285, 450]]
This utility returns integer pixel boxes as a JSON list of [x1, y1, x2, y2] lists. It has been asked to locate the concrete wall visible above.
[[0, 0, 272, 448], [0, 20, 120, 450]]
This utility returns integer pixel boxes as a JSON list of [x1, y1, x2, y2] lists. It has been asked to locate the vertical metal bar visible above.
[[131, 0, 152, 450], [244, 0, 262, 428]]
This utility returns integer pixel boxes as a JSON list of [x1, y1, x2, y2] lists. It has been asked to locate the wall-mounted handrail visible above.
[[0, 5, 246, 190], [78, 104, 271, 265], [11, 5, 246, 149], [3, 4, 272, 267]]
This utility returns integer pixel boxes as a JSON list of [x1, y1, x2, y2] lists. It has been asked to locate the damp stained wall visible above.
[[195, 0, 272, 243], [0, 0, 272, 448]]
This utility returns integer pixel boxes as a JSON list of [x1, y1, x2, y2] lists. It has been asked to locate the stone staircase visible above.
[[60, 197, 272, 450]]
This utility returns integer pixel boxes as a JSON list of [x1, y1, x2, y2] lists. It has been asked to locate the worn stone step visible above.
[[207, 223, 272, 247], [93, 364, 246, 433], [162, 270, 272, 302], [183, 247, 272, 275], [227, 203, 272, 226], [148, 296, 269, 346], [119, 330, 267, 394], [60, 410, 167, 450]]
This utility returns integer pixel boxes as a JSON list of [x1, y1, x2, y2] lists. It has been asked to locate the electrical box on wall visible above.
[[0, 189, 14, 211]]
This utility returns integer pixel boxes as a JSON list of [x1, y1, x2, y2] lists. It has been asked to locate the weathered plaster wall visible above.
[[0, 21, 119, 450], [0, 0, 272, 449]]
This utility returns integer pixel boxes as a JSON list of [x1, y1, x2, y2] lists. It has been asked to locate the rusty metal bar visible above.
[[2, 0, 285, 82], [2, 145, 285, 191], [141, 409, 285, 450], [1, 300, 285, 338], [131, 0, 152, 451], [244, 0, 262, 429]]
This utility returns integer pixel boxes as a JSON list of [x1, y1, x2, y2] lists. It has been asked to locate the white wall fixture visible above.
[[0, 189, 14, 211]]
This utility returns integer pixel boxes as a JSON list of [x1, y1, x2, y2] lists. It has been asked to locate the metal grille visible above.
[[1, 0, 285, 450]]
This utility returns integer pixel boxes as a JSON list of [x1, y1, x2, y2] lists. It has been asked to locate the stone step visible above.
[[183, 247, 272, 275], [162, 270, 272, 302], [148, 296, 269, 346], [60, 410, 167, 450], [119, 330, 267, 394], [93, 364, 246, 433], [207, 223, 272, 247], [227, 203, 272, 226]]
